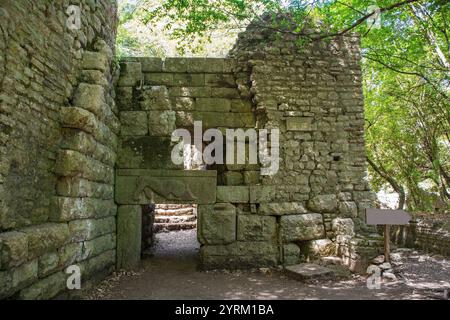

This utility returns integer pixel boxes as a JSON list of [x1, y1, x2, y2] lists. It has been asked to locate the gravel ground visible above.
[[85, 229, 450, 300]]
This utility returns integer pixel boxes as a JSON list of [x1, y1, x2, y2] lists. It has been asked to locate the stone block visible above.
[[140, 57, 164, 72], [68, 217, 116, 242], [118, 62, 142, 87], [120, 111, 148, 136], [249, 186, 275, 203], [169, 86, 211, 98], [22, 223, 69, 259], [259, 202, 307, 215], [12, 260, 38, 290], [38, 252, 60, 278], [82, 51, 109, 72], [223, 171, 243, 186], [173, 73, 205, 86], [117, 136, 182, 170], [138, 86, 171, 111], [73, 83, 106, 117], [198, 203, 236, 245], [216, 186, 249, 203], [58, 243, 83, 268], [331, 218, 355, 236], [196, 98, 231, 112], [18, 271, 66, 300], [0, 231, 28, 269], [307, 194, 338, 213], [339, 201, 358, 218], [280, 214, 325, 242], [283, 243, 301, 265], [81, 234, 116, 261], [116, 205, 142, 270], [205, 73, 235, 87], [211, 88, 240, 99], [286, 117, 314, 131], [237, 215, 276, 241], [187, 58, 224, 73], [144, 73, 173, 86], [194, 112, 254, 128], [171, 97, 195, 111], [148, 110, 176, 136], [164, 58, 189, 72], [115, 170, 217, 205], [54, 197, 116, 221]]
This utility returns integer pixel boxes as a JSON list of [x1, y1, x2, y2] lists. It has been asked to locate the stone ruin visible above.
[[0, 1, 382, 299]]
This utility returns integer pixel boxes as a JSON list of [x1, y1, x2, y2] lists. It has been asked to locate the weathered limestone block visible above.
[[0, 231, 28, 269], [12, 260, 38, 292], [116, 87, 133, 111], [205, 73, 236, 87], [58, 243, 83, 268], [54, 197, 116, 222], [79, 249, 116, 281], [331, 218, 355, 237], [117, 61, 142, 87], [81, 233, 116, 261], [61, 129, 116, 166], [211, 88, 240, 99], [164, 58, 189, 72], [117, 136, 182, 169], [68, 217, 116, 242], [305, 239, 337, 258], [38, 252, 59, 278], [237, 215, 276, 241], [57, 177, 113, 199], [169, 86, 212, 98], [283, 243, 301, 265], [73, 83, 106, 117], [115, 170, 217, 205], [258, 202, 307, 215], [338, 201, 358, 218], [249, 186, 275, 203], [200, 241, 279, 269], [117, 206, 141, 270], [139, 86, 171, 110], [173, 73, 205, 86], [286, 117, 314, 132], [194, 111, 255, 128], [18, 271, 66, 300], [216, 186, 249, 203], [280, 214, 325, 242], [187, 58, 225, 73], [55, 150, 114, 183], [140, 57, 164, 72], [223, 171, 243, 185], [196, 98, 231, 112], [22, 223, 70, 259], [198, 203, 236, 245], [120, 111, 148, 136], [307, 194, 338, 213], [82, 51, 109, 73], [144, 73, 173, 86], [80, 70, 109, 87], [148, 110, 176, 136]]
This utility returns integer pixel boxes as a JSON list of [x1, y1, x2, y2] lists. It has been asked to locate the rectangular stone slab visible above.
[[115, 170, 217, 204]]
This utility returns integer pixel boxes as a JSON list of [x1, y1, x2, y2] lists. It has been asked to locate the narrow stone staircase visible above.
[[153, 204, 197, 233]]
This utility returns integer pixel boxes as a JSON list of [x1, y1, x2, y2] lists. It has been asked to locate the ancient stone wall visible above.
[[0, 0, 118, 299], [114, 19, 381, 271], [392, 215, 450, 257]]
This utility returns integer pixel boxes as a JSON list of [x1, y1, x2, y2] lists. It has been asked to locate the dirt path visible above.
[[85, 230, 450, 300]]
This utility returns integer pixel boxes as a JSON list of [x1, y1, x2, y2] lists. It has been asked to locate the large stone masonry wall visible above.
[[114, 22, 382, 270], [0, 0, 118, 299]]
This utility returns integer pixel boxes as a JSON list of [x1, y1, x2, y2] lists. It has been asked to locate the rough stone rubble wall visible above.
[[0, 0, 118, 299]]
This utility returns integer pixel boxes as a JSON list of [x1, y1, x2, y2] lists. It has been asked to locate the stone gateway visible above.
[[0, 1, 382, 299]]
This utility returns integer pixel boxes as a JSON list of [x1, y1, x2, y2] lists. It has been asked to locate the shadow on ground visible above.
[[85, 229, 450, 300]]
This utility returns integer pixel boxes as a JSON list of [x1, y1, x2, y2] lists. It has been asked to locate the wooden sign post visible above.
[[366, 209, 411, 263]]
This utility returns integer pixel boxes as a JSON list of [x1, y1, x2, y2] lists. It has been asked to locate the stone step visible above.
[[153, 222, 197, 233], [284, 263, 335, 281], [155, 215, 196, 223], [156, 204, 196, 210], [155, 208, 195, 216]]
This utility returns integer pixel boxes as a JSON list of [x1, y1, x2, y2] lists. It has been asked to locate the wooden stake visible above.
[[384, 225, 391, 263]]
